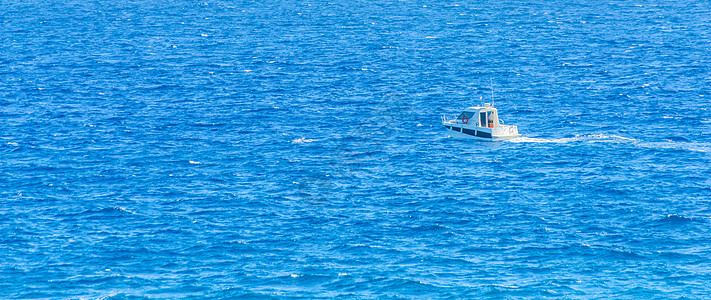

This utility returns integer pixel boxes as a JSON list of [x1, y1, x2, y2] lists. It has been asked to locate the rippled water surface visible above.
[[2, 0, 711, 298]]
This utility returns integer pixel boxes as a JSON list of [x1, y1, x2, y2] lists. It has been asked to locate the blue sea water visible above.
[[2, 0, 711, 298]]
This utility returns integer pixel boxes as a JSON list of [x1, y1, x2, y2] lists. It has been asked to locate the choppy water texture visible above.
[[2, 0, 711, 298]]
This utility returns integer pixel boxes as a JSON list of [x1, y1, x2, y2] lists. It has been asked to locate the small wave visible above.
[[57, 207, 138, 220], [291, 138, 317, 144], [664, 136, 691, 142], [374, 278, 441, 293], [112, 206, 137, 215], [278, 273, 333, 285], [643, 214, 704, 229], [658, 214, 700, 225], [409, 224, 450, 233]]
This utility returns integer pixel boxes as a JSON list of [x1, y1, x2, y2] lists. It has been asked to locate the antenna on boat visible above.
[[490, 78, 495, 107]]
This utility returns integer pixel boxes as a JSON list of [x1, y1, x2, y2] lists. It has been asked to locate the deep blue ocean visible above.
[[2, 0, 711, 298]]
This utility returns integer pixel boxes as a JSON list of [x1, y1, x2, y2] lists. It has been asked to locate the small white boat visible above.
[[442, 103, 521, 141]]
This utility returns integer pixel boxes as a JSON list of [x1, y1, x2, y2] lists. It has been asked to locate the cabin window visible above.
[[480, 112, 487, 127]]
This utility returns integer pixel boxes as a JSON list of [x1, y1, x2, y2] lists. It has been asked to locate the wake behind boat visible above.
[[442, 103, 521, 141]]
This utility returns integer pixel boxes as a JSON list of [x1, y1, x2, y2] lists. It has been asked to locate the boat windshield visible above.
[[458, 111, 475, 121]]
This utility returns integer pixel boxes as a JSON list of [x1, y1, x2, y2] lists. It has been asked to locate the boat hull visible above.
[[444, 124, 521, 141]]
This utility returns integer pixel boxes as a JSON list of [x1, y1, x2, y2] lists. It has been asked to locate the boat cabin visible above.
[[457, 103, 500, 128]]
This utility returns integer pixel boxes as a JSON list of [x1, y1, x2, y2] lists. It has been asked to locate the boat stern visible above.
[[491, 125, 521, 140]]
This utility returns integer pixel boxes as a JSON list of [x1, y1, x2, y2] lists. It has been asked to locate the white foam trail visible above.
[[508, 134, 636, 144], [508, 134, 710, 153], [508, 136, 580, 143]]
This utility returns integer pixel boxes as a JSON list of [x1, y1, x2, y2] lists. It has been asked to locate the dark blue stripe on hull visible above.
[[462, 128, 492, 138], [446, 125, 491, 138]]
